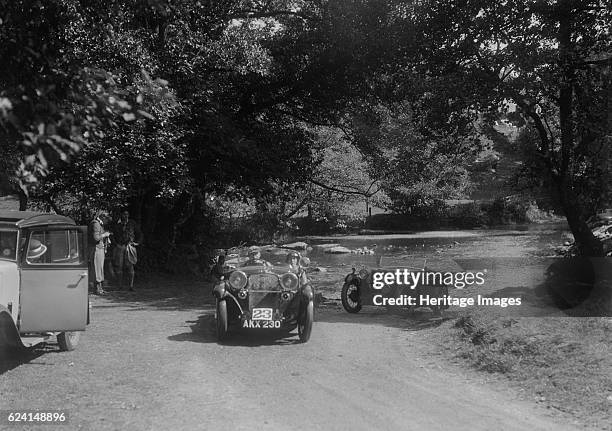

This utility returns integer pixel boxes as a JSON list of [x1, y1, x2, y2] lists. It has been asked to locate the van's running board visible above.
[[19, 334, 54, 347]]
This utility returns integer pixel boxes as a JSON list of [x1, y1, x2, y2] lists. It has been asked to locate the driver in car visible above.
[[243, 246, 271, 268]]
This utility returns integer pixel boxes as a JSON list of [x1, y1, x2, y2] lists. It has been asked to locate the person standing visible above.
[[210, 254, 226, 281], [112, 210, 143, 291], [88, 210, 111, 295]]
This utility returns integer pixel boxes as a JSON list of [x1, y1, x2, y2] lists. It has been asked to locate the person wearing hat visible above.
[[286, 251, 308, 285], [88, 210, 112, 295], [243, 246, 271, 267], [27, 239, 47, 262], [112, 210, 143, 291]]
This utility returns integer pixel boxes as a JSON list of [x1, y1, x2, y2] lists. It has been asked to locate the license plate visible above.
[[242, 320, 281, 329], [252, 308, 273, 321]]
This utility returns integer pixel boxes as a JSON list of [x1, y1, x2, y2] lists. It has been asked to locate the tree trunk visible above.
[[559, 185, 603, 256], [554, 7, 602, 257], [17, 185, 28, 211]]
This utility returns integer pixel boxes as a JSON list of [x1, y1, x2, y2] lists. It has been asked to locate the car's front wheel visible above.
[[57, 331, 80, 351], [298, 300, 314, 343], [216, 299, 228, 341]]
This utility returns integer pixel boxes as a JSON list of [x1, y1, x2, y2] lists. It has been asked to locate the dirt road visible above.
[[1, 287, 582, 431]]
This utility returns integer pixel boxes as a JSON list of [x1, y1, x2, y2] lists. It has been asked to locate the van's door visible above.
[[19, 227, 88, 333]]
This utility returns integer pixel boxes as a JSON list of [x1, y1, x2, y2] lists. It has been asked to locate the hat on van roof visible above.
[[28, 239, 47, 259]]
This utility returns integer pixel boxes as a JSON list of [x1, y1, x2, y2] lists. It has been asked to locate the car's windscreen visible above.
[[0, 230, 18, 261], [233, 265, 299, 275]]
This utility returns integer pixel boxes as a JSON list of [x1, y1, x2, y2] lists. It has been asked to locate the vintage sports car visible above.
[[341, 264, 449, 316], [0, 211, 89, 351], [212, 253, 314, 342]]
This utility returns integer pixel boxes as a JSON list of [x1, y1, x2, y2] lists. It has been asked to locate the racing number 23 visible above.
[[252, 308, 273, 320]]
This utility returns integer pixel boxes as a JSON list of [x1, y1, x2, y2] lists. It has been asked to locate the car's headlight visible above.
[[280, 272, 299, 290], [228, 271, 247, 290]]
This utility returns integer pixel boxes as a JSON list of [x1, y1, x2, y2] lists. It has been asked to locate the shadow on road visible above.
[[315, 301, 458, 332], [91, 277, 214, 312], [167, 312, 305, 346], [0, 344, 56, 375]]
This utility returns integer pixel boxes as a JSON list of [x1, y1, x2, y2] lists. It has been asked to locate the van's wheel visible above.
[[57, 331, 80, 351], [341, 282, 362, 313], [216, 299, 228, 341], [298, 301, 314, 343]]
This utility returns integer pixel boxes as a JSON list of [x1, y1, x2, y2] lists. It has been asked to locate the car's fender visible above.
[[0, 305, 23, 347], [301, 283, 314, 302]]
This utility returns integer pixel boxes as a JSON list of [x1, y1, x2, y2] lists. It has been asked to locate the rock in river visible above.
[[313, 243, 341, 250], [310, 267, 327, 273], [281, 242, 308, 250], [325, 246, 351, 254]]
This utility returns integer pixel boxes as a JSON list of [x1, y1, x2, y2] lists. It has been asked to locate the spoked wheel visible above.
[[57, 331, 81, 351], [341, 282, 362, 313], [298, 301, 314, 343], [216, 299, 228, 341]]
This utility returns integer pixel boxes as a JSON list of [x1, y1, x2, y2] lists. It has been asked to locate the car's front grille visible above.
[[248, 274, 281, 311], [248, 274, 280, 292]]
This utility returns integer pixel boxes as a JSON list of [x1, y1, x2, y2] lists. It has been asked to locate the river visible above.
[[299, 223, 569, 267]]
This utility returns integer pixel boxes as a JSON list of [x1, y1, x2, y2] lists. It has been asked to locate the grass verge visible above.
[[445, 310, 612, 428]]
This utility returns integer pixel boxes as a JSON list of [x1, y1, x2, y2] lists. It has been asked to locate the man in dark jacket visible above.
[[112, 210, 143, 291]]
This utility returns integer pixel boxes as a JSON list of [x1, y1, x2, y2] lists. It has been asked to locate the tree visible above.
[[3, 0, 381, 248], [393, 0, 612, 255], [346, 100, 477, 218]]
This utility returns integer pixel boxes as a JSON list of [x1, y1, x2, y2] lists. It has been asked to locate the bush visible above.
[[484, 196, 527, 224], [448, 202, 488, 227]]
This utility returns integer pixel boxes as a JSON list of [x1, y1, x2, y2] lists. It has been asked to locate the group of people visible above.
[[89, 209, 143, 295]]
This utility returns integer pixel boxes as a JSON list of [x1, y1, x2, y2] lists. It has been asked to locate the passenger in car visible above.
[[27, 239, 48, 262], [0, 234, 15, 258], [286, 251, 308, 285]]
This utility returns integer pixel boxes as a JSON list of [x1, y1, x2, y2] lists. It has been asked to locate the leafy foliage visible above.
[[1, 0, 611, 259], [349, 102, 475, 216], [383, 0, 612, 254]]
